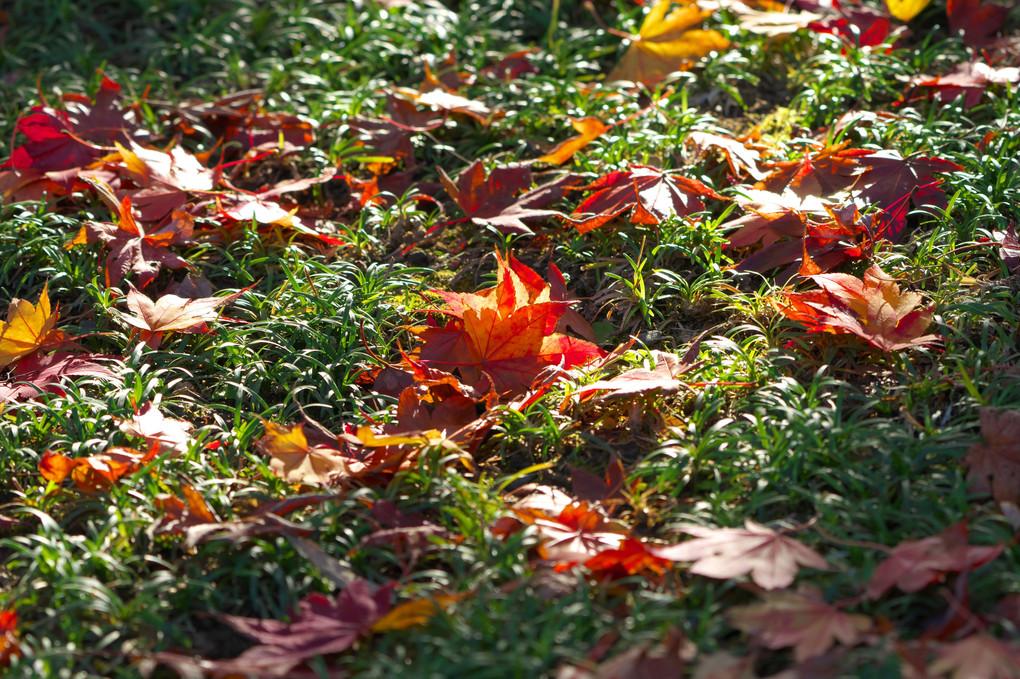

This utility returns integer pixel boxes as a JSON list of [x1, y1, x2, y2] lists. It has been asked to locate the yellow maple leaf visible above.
[[885, 0, 932, 22], [607, 0, 730, 84], [0, 284, 65, 368]]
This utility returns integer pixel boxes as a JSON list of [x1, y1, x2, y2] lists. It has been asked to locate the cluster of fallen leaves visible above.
[[2, 0, 1020, 675]]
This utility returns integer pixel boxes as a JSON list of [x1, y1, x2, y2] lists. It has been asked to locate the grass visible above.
[[1, 0, 1020, 676]]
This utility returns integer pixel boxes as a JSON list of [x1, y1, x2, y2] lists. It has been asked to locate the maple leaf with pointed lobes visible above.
[[39, 444, 159, 493], [118, 401, 194, 454], [113, 140, 217, 221], [411, 251, 605, 395], [606, 0, 730, 84], [0, 284, 67, 368], [114, 283, 246, 349], [728, 587, 872, 663], [568, 165, 724, 234], [928, 635, 1020, 679], [73, 196, 193, 288], [557, 628, 694, 679], [685, 130, 768, 181], [780, 265, 940, 352], [866, 521, 1005, 599], [438, 160, 581, 235], [966, 408, 1020, 505], [576, 342, 704, 399], [912, 61, 1020, 109], [651, 519, 830, 590], [0, 351, 120, 402]]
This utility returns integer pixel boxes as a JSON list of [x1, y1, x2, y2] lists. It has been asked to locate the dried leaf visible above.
[[651, 520, 829, 590], [538, 117, 611, 166], [866, 521, 1005, 598], [0, 351, 120, 402], [118, 401, 194, 453], [114, 283, 246, 349], [928, 635, 1020, 679], [728, 587, 872, 662]]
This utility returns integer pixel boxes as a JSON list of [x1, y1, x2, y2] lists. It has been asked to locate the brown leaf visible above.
[[928, 634, 1020, 679], [557, 628, 694, 679], [576, 342, 704, 399], [114, 282, 246, 349], [727, 586, 872, 662], [866, 521, 1005, 599], [965, 408, 1020, 505], [651, 519, 829, 590]]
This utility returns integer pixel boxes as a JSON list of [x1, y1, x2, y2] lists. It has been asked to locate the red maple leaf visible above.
[[0, 351, 120, 402], [779, 264, 940, 351], [965, 408, 1020, 505], [72, 197, 193, 288], [912, 60, 1020, 109], [438, 160, 579, 235], [411, 251, 605, 395], [866, 521, 1005, 599], [568, 165, 724, 234], [947, 0, 1009, 47]]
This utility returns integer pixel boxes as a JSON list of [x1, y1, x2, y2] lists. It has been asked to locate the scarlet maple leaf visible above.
[[727, 586, 872, 662], [0, 75, 151, 200], [568, 165, 724, 234], [0, 351, 120, 402], [807, 5, 892, 48], [349, 94, 445, 174], [113, 141, 217, 220], [966, 408, 1020, 505], [0, 609, 21, 668], [73, 196, 193, 288], [411, 251, 605, 395], [606, 0, 730, 84], [779, 264, 940, 351], [866, 521, 1005, 599], [438, 160, 579, 235], [114, 283, 246, 349], [651, 519, 830, 590]]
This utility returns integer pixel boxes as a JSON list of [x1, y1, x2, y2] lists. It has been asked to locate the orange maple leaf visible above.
[[411, 251, 605, 395], [779, 264, 940, 351]]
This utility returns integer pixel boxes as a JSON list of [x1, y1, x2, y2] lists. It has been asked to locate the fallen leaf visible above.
[[686, 130, 768, 181], [39, 444, 159, 493], [118, 401, 194, 453], [0, 610, 21, 668], [928, 634, 1020, 679], [728, 586, 872, 662], [0, 284, 66, 368], [0, 351, 120, 402], [568, 165, 724, 234], [885, 0, 932, 21], [866, 521, 1005, 598], [651, 519, 830, 590], [210, 580, 396, 677], [912, 60, 1020, 109], [74, 195, 193, 288], [606, 0, 730, 84], [538, 117, 611, 166], [556, 628, 695, 679], [411, 250, 605, 395], [779, 264, 940, 351], [965, 408, 1020, 505], [114, 283, 246, 349], [576, 342, 704, 399], [257, 420, 348, 486]]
